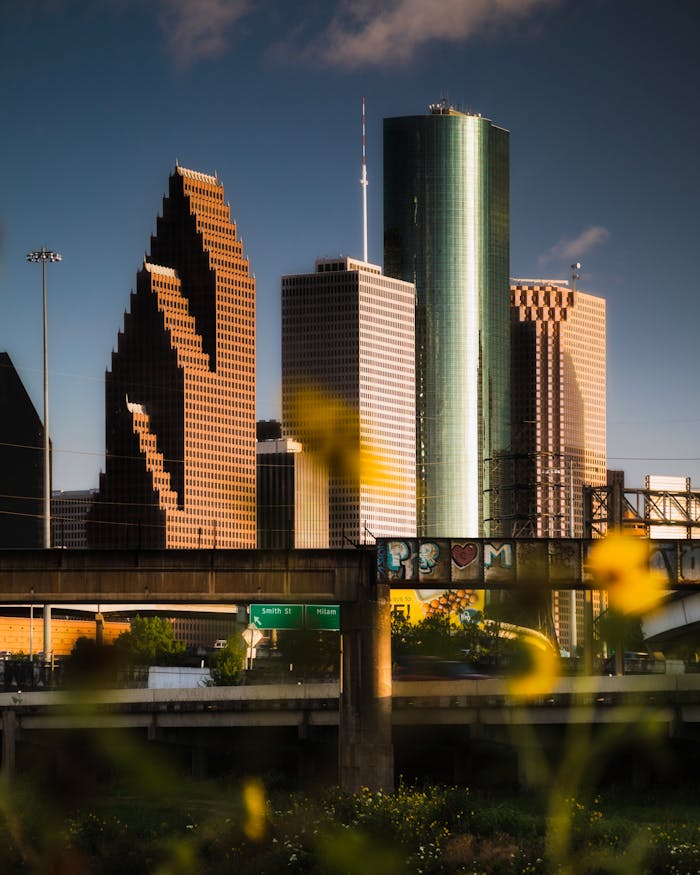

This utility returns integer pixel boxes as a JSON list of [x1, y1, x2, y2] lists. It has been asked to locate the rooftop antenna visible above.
[[571, 262, 581, 291], [360, 96, 368, 263]]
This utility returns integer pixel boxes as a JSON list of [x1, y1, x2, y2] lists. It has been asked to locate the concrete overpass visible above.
[[1, 539, 697, 604], [1, 540, 698, 792], [0, 547, 387, 793], [4, 674, 700, 789], [0, 548, 373, 604], [5, 673, 700, 729]]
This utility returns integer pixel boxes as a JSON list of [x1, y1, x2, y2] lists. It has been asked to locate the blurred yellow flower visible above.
[[586, 531, 665, 614], [242, 777, 267, 841], [509, 637, 560, 698], [286, 386, 389, 490]]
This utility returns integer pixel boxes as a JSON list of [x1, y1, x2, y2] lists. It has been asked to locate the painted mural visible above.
[[390, 585, 484, 627], [379, 538, 518, 586], [377, 537, 700, 589], [384, 538, 486, 626]]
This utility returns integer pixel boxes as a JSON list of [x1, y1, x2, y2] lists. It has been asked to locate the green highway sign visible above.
[[306, 604, 341, 631], [248, 604, 341, 631], [249, 604, 303, 630]]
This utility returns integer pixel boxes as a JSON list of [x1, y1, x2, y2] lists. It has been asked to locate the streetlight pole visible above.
[[26, 247, 61, 549]]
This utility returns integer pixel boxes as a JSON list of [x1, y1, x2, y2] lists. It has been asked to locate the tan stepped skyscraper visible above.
[[510, 279, 606, 653], [89, 166, 256, 548], [510, 280, 606, 537]]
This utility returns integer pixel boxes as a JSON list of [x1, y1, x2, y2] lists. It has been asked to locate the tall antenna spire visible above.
[[360, 96, 368, 263]]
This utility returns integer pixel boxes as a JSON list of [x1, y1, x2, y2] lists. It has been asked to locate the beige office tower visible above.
[[511, 280, 606, 654], [257, 437, 330, 549], [282, 257, 416, 547]]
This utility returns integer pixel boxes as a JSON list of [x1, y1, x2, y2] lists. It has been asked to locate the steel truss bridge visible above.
[[584, 482, 700, 538]]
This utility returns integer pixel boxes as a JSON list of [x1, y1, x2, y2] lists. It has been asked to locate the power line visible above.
[[608, 457, 700, 462]]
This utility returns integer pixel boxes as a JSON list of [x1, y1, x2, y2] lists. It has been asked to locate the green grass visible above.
[[2, 775, 700, 874]]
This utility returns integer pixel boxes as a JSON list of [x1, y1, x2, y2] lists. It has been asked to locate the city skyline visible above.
[[1, 1, 698, 496]]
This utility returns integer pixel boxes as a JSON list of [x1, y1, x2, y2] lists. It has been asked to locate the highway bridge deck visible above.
[[3, 675, 700, 731]]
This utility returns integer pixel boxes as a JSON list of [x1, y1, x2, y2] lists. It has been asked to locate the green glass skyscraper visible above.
[[384, 101, 510, 537]]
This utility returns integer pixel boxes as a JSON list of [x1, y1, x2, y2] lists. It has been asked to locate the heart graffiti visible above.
[[451, 542, 478, 568]]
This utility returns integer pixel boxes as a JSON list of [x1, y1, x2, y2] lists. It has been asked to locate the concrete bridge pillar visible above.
[[95, 611, 104, 647], [338, 581, 394, 793]]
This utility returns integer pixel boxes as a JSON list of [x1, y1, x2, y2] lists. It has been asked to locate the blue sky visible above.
[[1, 0, 698, 493]]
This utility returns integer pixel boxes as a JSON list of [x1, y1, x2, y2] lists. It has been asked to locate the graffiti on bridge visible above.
[[377, 538, 700, 588]]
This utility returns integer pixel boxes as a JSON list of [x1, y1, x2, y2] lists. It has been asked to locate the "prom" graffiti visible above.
[[376, 538, 700, 589]]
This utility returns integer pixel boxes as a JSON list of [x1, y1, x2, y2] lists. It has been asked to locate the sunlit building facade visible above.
[[89, 166, 256, 548], [282, 257, 416, 547], [511, 280, 607, 653], [511, 281, 607, 536], [384, 102, 511, 537], [257, 437, 329, 549]]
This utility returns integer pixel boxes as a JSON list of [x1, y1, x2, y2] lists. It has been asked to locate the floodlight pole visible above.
[[26, 247, 61, 663], [26, 247, 61, 549]]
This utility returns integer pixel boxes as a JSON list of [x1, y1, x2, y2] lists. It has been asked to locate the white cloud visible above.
[[538, 225, 611, 266], [157, 0, 253, 66], [290, 0, 557, 69]]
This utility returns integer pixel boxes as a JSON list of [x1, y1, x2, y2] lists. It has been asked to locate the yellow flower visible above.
[[586, 531, 665, 614], [242, 778, 268, 841], [286, 386, 389, 491], [509, 635, 560, 698]]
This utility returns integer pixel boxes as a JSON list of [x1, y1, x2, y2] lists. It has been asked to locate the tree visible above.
[[114, 616, 186, 665], [208, 635, 247, 685], [64, 636, 122, 687], [390, 610, 522, 670], [391, 613, 455, 658]]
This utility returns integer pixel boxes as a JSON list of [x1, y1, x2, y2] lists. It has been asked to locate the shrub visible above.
[[208, 635, 247, 685]]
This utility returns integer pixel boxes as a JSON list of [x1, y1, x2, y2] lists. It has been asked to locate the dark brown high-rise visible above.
[[89, 166, 256, 548], [0, 352, 45, 547]]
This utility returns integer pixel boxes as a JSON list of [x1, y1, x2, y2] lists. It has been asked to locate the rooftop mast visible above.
[[360, 96, 368, 263]]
